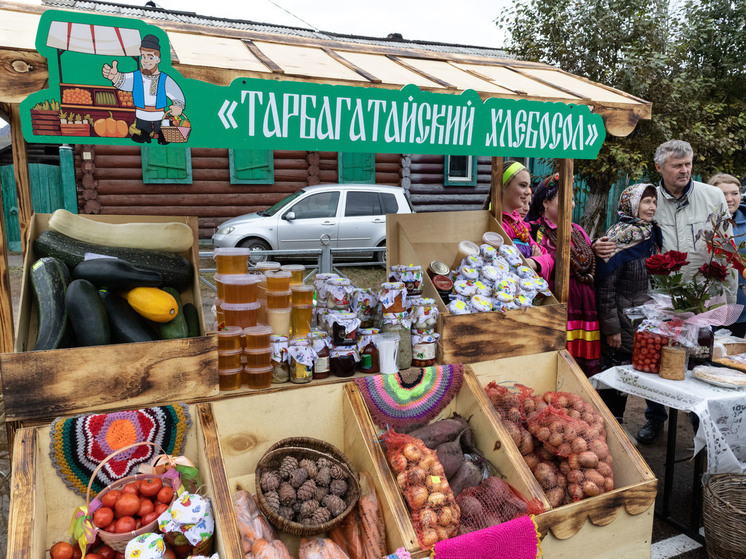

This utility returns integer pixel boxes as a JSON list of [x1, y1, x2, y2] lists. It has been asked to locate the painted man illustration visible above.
[[101, 34, 185, 144]]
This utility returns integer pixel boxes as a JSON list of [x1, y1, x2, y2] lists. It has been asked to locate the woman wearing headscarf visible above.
[[499, 161, 554, 281], [526, 174, 601, 378], [595, 183, 661, 421]]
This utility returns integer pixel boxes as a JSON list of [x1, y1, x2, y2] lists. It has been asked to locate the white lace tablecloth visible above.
[[591, 365, 746, 477]]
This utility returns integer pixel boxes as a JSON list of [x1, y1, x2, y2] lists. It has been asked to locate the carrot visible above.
[[358, 472, 386, 559], [330, 507, 364, 559]]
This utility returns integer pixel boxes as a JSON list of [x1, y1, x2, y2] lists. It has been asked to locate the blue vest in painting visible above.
[[131, 70, 168, 109]]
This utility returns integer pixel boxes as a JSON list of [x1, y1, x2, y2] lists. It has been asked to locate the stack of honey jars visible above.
[[216, 325, 243, 391], [213, 248, 261, 329], [243, 325, 273, 389]]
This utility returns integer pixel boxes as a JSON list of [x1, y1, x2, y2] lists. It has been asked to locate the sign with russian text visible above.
[[21, 11, 606, 159]]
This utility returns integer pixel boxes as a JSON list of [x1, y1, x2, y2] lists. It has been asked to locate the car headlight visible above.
[[217, 226, 235, 235]]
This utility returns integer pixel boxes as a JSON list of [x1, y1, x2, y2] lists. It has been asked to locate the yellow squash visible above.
[[123, 287, 178, 323]]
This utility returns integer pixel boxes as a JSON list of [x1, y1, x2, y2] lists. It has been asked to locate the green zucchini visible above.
[[100, 289, 158, 343], [73, 258, 163, 289], [34, 230, 192, 289], [182, 303, 200, 337], [159, 287, 189, 339], [65, 279, 110, 346], [30, 256, 72, 351]]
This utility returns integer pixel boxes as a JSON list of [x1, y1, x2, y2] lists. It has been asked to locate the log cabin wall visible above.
[[403, 154, 492, 213], [74, 146, 403, 238]]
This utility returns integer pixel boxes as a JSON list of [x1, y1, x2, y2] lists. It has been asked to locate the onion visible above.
[[403, 443, 422, 463], [419, 507, 438, 528], [397, 472, 408, 491], [438, 506, 455, 526], [420, 528, 439, 548], [410, 486, 429, 509], [390, 453, 408, 473], [427, 491, 446, 508], [408, 466, 427, 486]]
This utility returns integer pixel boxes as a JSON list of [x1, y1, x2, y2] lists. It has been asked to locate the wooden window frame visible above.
[[444, 155, 477, 186]]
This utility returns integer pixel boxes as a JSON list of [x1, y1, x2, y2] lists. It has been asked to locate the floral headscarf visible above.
[[604, 183, 657, 259]]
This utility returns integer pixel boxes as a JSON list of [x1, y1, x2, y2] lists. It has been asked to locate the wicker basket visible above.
[[85, 442, 177, 552], [703, 473, 746, 558], [255, 437, 360, 537], [160, 125, 190, 143], [659, 346, 686, 380]]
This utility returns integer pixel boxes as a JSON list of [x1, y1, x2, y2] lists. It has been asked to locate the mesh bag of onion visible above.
[[455, 476, 544, 535], [383, 430, 460, 549]]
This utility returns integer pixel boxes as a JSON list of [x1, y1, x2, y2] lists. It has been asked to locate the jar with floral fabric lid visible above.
[[399, 265, 423, 296], [330, 345, 359, 378], [269, 335, 290, 384], [351, 287, 378, 328], [314, 273, 339, 305], [411, 298, 439, 333], [381, 312, 412, 370], [288, 337, 317, 384], [388, 264, 403, 283], [308, 329, 332, 380], [412, 332, 440, 367], [379, 282, 407, 314], [325, 277, 353, 310], [329, 311, 362, 346], [357, 328, 380, 373]]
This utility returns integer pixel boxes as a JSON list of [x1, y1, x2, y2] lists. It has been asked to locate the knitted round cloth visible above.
[[49, 404, 191, 496], [354, 364, 463, 429]]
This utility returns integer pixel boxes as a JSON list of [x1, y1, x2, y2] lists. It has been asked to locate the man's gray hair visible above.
[[654, 140, 693, 166]]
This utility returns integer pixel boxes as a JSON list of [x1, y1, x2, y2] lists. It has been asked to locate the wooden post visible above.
[[0, 104, 15, 352], [9, 103, 33, 261], [490, 156, 504, 218], [556, 159, 574, 305]]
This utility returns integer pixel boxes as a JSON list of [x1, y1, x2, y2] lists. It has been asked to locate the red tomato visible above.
[[140, 512, 159, 525], [84, 554, 102, 559], [72, 546, 82, 559], [114, 516, 137, 534], [104, 520, 117, 533], [137, 499, 154, 517], [121, 482, 140, 496], [156, 486, 174, 505], [97, 547, 114, 559], [50, 542, 74, 559], [115, 554, 125, 559], [139, 478, 163, 498], [100, 490, 120, 509], [93, 507, 114, 528], [115, 493, 140, 517], [155, 503, 169, 515]]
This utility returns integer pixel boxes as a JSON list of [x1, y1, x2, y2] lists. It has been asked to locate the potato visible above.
[[582, 481, 601, 497], [555, 472, 568, 489], [523, 397, 536, 414], [505, 421, 522, 447], [567, 453, 581, 470], [578, 451, 599, 469], [567, 469, 584, 484], [604, 477, 615, 492], [597, 462, 613, 478], [568, 483, 584, 501], [571, 437, 588, 454], [556, 443, 572, 457], [537, 446, 554, 462], [537, 426, 551, 441], [589, 439, 610, 461], [523, 453, 540, 471], [507, 407, 523, 423], [548, 432, 564, 447], [534, 462, 557, 489], [546, 487, 564, 507], [559, 459, 571, 475], [584, 469, 605, 488], [519, 429, 534, 455], [568, 409, 582, 420]]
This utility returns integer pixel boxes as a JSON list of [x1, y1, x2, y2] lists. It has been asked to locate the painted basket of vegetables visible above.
[[161, 113, 191, 143], [255, 437, 360, 537]]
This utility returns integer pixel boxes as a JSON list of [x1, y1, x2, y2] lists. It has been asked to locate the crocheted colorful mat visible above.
[[354, 364, 463, 429], [50, 404, 191, 496]]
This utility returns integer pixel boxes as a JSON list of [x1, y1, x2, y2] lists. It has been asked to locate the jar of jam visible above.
[[288, 337, 316, 384], [411, 332, 439, 367], [330, 346, 359, 378], [314, 273, 339, 302], [308, 330, 331, 380], [388, 265, 402, 283], [427, 261, 450, 280], [351, 288, 378, 328], [329, 311, 361, 346], [399, 265, 423, 296], [432, 275, 454, 303], [270, 335, 290, 383], [379, 282, 407, 314], [358, 328, 380, 373], [325, 277, 353, 310]]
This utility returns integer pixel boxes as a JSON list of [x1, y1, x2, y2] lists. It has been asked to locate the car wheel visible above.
[[238, 237, 271, 262], [375, 240, 387, 267]]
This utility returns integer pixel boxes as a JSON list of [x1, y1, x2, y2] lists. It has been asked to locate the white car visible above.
[[212, 184, 413, 262]]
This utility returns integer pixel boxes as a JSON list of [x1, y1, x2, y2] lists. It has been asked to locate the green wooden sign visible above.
[[21, 10, 606, 159]]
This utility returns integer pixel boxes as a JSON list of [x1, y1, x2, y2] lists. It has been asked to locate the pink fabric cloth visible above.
[[432, 515, 540, 559], [502, 211, 554, 281]]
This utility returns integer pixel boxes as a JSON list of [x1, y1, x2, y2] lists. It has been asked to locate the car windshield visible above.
[[259, 189, 306, 216]]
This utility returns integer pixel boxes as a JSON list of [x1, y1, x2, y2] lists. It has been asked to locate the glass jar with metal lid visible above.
[[427, 260, 450, 280]]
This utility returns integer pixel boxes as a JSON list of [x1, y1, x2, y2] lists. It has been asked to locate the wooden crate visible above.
[[209, 382, 418, 557], [470, 350, 658, 558], [386, 210, 567, 364], [7, 404, 244, 559], [0, 213, 219, 425], [351, 368, 552, 557]]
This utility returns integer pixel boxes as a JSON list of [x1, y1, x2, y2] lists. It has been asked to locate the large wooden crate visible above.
[[0, 213, 219, 426], [7, 404, 244, 559], [470, 350, 658, 558], [386, 210, 567, 364], [209, 382, 416, 556]]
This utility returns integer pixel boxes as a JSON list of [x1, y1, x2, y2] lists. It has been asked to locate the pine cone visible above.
[[323, 494, 346, 517], [278, 482, 296, 506], [311, 506, 332, 525], [316, 457, 332, 470], [290, 467, 309, 489], [300, 458, 318, 479], [300, 499, 319, 518], [297, 479, 317, 501], [329, 479, 347, 496], [260, 471, 281, 493], [278, 505, 293, 519], [315, 486, 329, 503], [316, 466, 331, 487], [264, 490, 280, 513], [279, 456, 299, 480], [292, 501, 302, 515], [329, 464, 347, 480]]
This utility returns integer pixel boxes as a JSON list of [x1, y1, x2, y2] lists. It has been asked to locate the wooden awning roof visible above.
[[0, 1, 650, 136]]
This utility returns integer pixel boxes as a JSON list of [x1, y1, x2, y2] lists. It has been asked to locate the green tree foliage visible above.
[[499, 0, 746, 235]]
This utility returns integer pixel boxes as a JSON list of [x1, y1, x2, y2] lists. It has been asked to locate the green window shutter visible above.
[[229, 149, 274, 184], [338, 152, 375, 184], [142, 146, 192, 184]]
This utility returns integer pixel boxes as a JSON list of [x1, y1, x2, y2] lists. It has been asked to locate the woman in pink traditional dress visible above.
[[500, 161, 554, 281]]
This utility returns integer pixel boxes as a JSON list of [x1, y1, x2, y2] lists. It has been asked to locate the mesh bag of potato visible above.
[[383, 431, 460, 549], [484, 383, 538, 457], [455, 476, 543, 535]]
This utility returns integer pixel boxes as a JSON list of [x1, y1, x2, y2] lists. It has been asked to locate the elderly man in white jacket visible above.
[[636, 139, 737, 444]]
